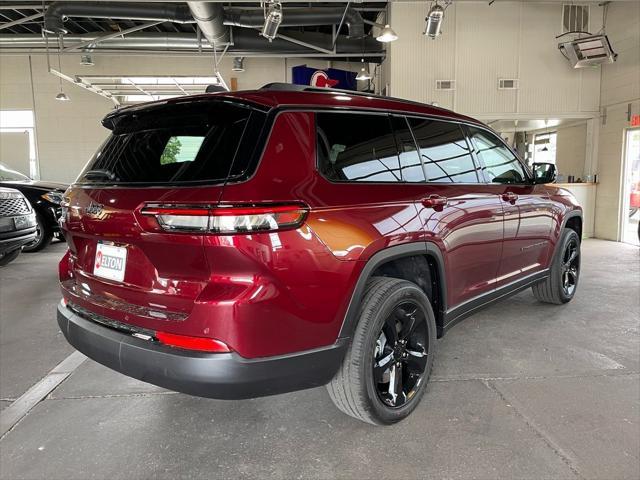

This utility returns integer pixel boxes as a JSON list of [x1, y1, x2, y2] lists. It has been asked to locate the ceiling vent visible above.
[[498, 79, 519, 90], [435, 80, 455, 91], [562, 4, 590, 33], [558, 34, 617, 68]]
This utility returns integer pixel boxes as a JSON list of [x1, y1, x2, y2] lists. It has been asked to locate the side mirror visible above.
[[532, 162, 557, 184]]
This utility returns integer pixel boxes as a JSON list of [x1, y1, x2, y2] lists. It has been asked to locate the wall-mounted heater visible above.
[[558, 34, 617, 68]]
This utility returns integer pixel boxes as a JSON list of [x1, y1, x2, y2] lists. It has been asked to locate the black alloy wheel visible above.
[[373, 301, 429, 408], [532, 227, 581, 304], [561, 236, 580, 297], [327, 277, 436, 425]]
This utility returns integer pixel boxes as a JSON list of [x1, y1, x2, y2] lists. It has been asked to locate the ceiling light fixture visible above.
[[355, 59, 372, 81], [261, 1, 283, 42], [55, 45, 70, 102], [376, 24, 398, 43], [423, 1, 451, 39], [232, 57, 245, 72]]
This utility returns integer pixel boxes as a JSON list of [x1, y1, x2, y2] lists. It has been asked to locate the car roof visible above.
[[104, 84, 483, 128]]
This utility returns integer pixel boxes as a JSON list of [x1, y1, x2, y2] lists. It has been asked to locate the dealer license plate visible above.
[[94, 243, 127, 282]]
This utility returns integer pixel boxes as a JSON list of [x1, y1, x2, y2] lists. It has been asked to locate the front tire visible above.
[[532, 228, 581, 304], [0, 248, 21, 267], [23, 214, 53, 252], [327, 277, 436, 425]]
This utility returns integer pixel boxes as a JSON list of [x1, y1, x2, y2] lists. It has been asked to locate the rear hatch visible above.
[[61, 98, 268, 329]]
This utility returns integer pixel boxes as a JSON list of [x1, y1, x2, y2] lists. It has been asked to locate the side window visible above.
[[407, 118, 481, 183], [316, 112, 401, 182], [467, 127, 528, 184], [390, 116, 425, 182]]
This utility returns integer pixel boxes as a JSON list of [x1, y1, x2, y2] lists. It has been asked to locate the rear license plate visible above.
[[94, 243, 127, 282]]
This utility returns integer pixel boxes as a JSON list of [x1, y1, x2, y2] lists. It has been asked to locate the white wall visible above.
[[594, 1, 640, 240], [388, 1, 602, 118], [0, 53, 350, 183], [555, 123, 588, 179]]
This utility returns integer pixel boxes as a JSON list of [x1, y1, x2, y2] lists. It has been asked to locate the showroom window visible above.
[[0, 110, 38, 179], [316, 112, 402, 182], [532, 131, 557, 163], [407, 118, 481, 183], [468, 127, 528, 184]]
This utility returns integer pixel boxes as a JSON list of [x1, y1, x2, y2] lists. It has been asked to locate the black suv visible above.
[[0, 188, 37, 266], [0, 163, 66, 251]]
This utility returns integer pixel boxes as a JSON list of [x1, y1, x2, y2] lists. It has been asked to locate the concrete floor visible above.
[[0, 239, 638, 480]]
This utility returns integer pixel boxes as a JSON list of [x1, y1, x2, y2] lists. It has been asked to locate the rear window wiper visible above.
[[83, 169, 119, 182]]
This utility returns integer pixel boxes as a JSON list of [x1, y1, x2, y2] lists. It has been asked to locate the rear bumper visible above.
[[57, 303, 347, 399]]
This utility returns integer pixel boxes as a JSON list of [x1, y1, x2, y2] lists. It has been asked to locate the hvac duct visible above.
[[0, 31, 384, 58], [186, 2, 229, 45], [44, 2, 366, 43], [43, 2, 195, 35], [224, 7, 366, 39]]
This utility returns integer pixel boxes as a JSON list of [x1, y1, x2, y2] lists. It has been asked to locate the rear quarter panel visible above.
[[218, 111, 428, 355]]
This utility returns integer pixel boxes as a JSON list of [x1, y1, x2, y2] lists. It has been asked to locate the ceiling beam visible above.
[[0, 11, 43, 31], [61, 20, 163, 52]]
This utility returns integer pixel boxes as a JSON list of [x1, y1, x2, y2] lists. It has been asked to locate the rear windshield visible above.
[[77, 101, 267, 185]]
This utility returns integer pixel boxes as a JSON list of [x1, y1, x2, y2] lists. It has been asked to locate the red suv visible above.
[[57, 85, 582, 425]]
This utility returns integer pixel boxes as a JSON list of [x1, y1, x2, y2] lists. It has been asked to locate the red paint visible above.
[[59, 89, 581, 358]]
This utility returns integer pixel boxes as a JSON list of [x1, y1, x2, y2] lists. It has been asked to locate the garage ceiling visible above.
[[0, 1, 388, 61]]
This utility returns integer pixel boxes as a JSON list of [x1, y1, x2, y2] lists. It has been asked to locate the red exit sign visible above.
[[632, 114, 640, 127]]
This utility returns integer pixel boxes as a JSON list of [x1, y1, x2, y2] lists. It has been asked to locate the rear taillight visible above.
[[140, 203, 308, 234], [155, 331, 231, 353]]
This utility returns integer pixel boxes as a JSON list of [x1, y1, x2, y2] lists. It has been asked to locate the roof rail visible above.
[[258, 82, 450, 112], [260, 82, 381, 99]]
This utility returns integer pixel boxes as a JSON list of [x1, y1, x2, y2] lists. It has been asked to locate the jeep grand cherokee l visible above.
[[57, 85, 582, 425]]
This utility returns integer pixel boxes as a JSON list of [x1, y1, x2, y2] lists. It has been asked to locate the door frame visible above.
[[617, 127, 640, 242]]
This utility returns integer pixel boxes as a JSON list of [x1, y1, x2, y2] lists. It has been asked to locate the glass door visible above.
[[621, 128, 640, 246]]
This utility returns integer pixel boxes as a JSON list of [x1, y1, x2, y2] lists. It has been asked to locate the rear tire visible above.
[[532, 228, 581, 304], [0, 248, 21, 267], [327, 277, 436, 425], [23, 214, 53, 252]]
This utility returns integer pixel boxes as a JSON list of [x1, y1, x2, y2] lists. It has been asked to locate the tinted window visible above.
[[391, 116, 425, 182], [408, 118, 480, 183], [317, 112, 401, 182], [468, 127, 528, 184], [78, 102, 265, 185]]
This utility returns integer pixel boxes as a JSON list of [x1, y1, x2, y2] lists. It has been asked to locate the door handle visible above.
[[501, 192, 518, 203], [421, 195, 448, 209]]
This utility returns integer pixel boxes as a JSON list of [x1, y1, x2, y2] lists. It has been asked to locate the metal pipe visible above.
[[186, 2, 229, 45], [43, 2, 195, 34], [62, 21, 162, 52], [0, 30, 383, 56]]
